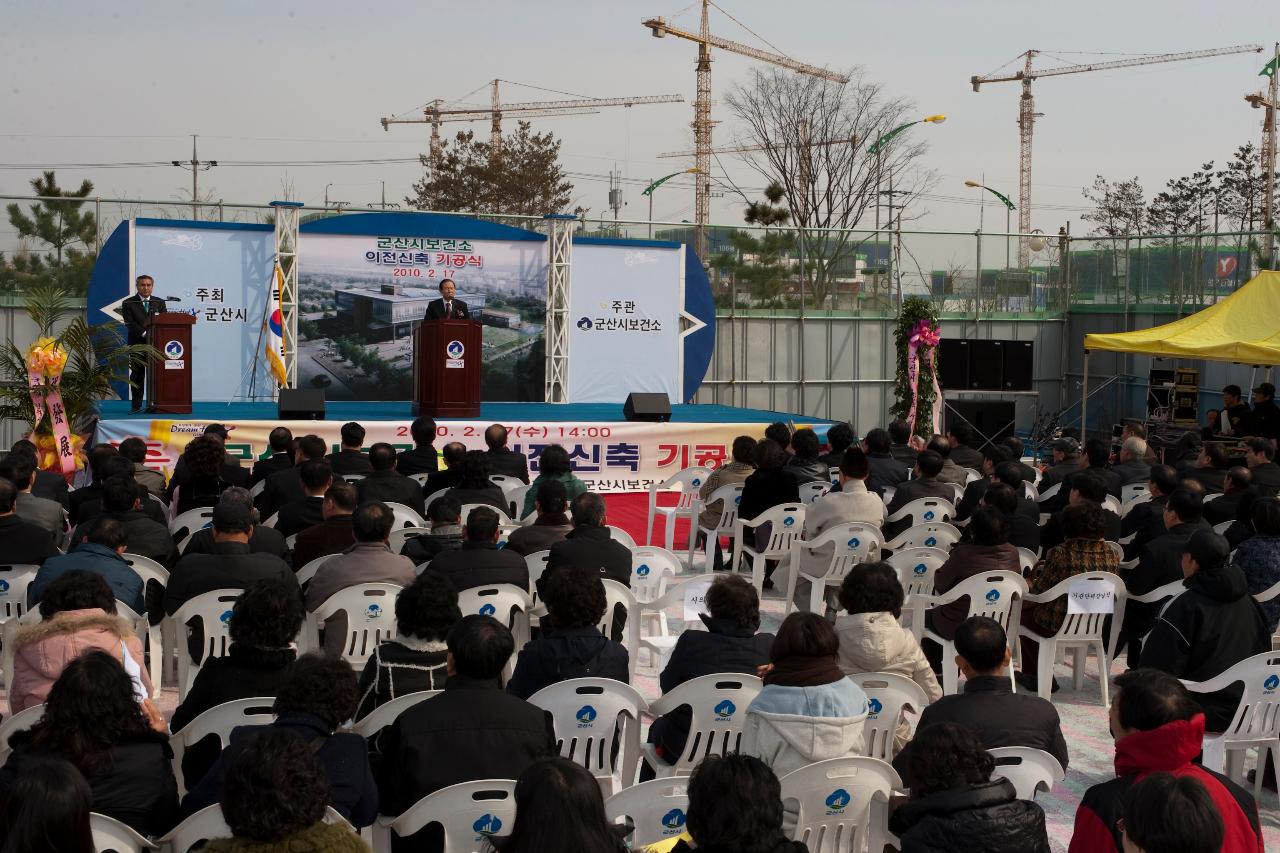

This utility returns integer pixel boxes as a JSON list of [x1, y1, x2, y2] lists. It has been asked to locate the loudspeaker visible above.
[[279, 388, 326, 420], [623, 392, 672, 423], [945, 400, 1016, 449], [938, 339, 970, 391], [1002, 340, 1034, 391], [969, 340, 1005, 390]]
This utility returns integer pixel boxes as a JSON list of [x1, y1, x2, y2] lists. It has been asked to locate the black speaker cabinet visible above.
[[938, 339, 970, 391], [623, 392, 672, 422], [1002, 340, 1034, 391], [968, 340, 1005, 391], [278, 388, 326, 420], [944, 400, 1016, 449]]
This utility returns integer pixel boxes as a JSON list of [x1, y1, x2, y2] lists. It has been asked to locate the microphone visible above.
[[158, 295, 182, 301]]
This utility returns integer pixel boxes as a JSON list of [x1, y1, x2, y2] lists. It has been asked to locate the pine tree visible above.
[[5, 171, 98, 295]]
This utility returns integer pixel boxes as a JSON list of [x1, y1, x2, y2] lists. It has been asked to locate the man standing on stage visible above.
[[121, 274, 165, 412], [423, 278, 469, 321]]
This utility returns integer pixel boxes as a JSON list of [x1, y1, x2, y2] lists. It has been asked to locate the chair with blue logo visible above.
[[608, 525, 639, 550], [635, 577, 714, 675], [631, 546, 683, 605], [884, 498, 955, 534], [921, 571, 1027, 695], [692, 483, 745, 572], [374, 778, 517, 853], [91, 812, 158, 853], [169, 697, 276, 796], [172, 588, 243, 701], [0, 564, 39, 689], [799, 481, 831, 505], [784, 522, 883, 616], [732, 503, 806, 597], [884, 547, 950, 641], [309, 582, 403, 671], [779, 756, 901, 853], [528, 677, 649, 796], [639, 673, 763, 778], [987, 746, 1065, 801], [1183, 651, 1280, 800], [882, 522, 961, 553], [604, 778, 690, 850], [385, 501, 428, 530], [1017, 571, 1126, 706], [848, 672, 932, 762], [457, 584, 533, 653], [646, 466, 713, 551], [169, 507, 215, 546], [0, 702, 43, 765]]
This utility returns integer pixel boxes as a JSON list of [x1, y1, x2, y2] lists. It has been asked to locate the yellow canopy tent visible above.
[[1080, 270, 1280, 434]]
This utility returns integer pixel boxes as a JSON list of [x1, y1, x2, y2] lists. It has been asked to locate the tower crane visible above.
[[381, 80, 683, 161], [972, 44, 1263, 266], [643, 0, 848, 258], [1245, 43, 1280, 264]]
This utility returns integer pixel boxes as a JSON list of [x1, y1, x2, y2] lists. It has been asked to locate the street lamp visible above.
[[964, 179, 1016, 269], [642, 168, 700, 239], [867, 114, 947, 156]]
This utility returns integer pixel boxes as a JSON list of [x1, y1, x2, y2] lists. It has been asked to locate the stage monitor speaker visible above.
[[623, 392, 671, 423], [938, 339, 970, 391], [1002, 340, 1034, 391], [279, 388, 326, 420], [968, 340, 1005, 390], [945, 400, 1016, 449]]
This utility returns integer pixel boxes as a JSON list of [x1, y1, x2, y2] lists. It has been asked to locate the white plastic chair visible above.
[[1255, 580, 1280, 650], [1104, 540, 1124, 562], [525, 550, 551, 599], [424, 488, 451, 514], [922, 571, 1027, 695], [295, 553, 339, 588], [249, 479, 266, 498], [410, 473, 432, 487], [604, 778, 690, 850], [886, 547, 950, 640], [780, 756, 901, 853], [800, 481, 831, 505], [1121, 482, 1148, 504], [1015, 547, 1039, 574], [388, 526, 429, 554], [462, 504, 514, 527], [386, 501, 427, 530], [170, 697, 276, 796], [884, 497, 955, 530], [1102, 494, 1123, 517], [635, 577, 713, 674], [373, 779, 516, 853], [608, 525, 638, 550], [1035, 482, 1061, 505], [1110, 579, 1186, 661], [646, 467, 712, 550], [168, 507, 214, 541], [0, 703, 43, 764], [733, 503, 806, 596], [601, 580, 640, 681], [505, 484, 532, 522], [849, 672, 931, 762], [457, 584, 533, 654], [353, 689, 441, 738], [310, 582, 403, 669], [156, 804, 232, 853], [1183, 651, 1280, 800], [1213, 520, 1234, 535], [0, 564, 38, 625], [883, 522, 961, 552], [259, 512, 278, 529], [631, 546, 683, 604], [1023, 481, 1040, 502], [784, 522, 883, 615], [91, 811, 158, 852], [115, 558, 168, 696], [489, 475, 522, 493], [1018, 572, 1126, 706], [639, 673, 763, 778], [342, 474, 366, 483], [529, 677, 649, 796], [988, 746, 1066, 800], [171, 588, 242, 700], [693, 483, 744, 572]]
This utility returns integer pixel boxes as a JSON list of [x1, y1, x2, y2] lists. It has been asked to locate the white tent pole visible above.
[[1081, 350, 1090, 440]]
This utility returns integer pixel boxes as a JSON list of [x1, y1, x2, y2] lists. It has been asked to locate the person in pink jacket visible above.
[[8, 570, 153, 713]]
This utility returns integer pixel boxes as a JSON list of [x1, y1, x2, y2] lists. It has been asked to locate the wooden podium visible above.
[[148, 313, 195, 415], [413, 319, 482, 417]]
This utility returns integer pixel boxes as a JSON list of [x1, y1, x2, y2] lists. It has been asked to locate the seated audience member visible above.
[[648, 575, 774, 768], [357, 573, 459, 720], [483, 423, 530, 484], [273, 458, 333, 537], [396, 416, 439, 476], [834, 561, 941, 752], [1068, 669, 1263, 853], [172, 434, 239, 514], [1224, 487, 1261, 551], [1142, 529, 1269, 732], [1018, 501, 1119, 692], [521, 443, 588, 518], [819, 422, 855, 467], [281, 482, 354, 570], [70, 452, 169, 530], [421, 440, 467, 498], [883, 450, 953, 540], [307, 502, 416, 656], [1111, 436, 1152, 487], [201, 729, 368, 853], [1170, 431, 1204, 474], [0, 651, 176, 836], [924, 506, 1019, 646], [257, 434, 327, 519], [10, 569, 154, 712], [888, 418, 919, 468], [0, 476, 60, 567], [10, 438, 70, 507], [743, 612, 869, 780], [545, 492, 632, 590], [889, 723, 1050, 853], [737, 439, 802, 559], [29, 517, 143, 616], [981, 481, 1040, 553], [443, 449, 508, 513], [0, 454, 67, 544], [765, 422, 794, 462], [1245, 436, 1280, 497], [1000, 435, 1039, 484], [863, 427, 910, 498], [182, 653, 377, 827], [1040, 469, 1122, 550], [377, 615, 557, 853], [401, 494, 464, 565], [954, 444, 1012, 521], [783, 428, 828, 486], [1120, 464, 1178, 552], [507, 564, 629, 700], [946, 421, 984, 470], [327, 421, 373, 476], [1187, 441, 1230, 494], [249, 426, 294, 487], [118, 435, 166, 496], [1068, 438, 1123, 500], [69, 476, 175, 566], [1119, 773, 1225, 853], [1205, 466, 1253, 525], [503, 479, 572, 557], [0, 756, 94, 852], [1233, 496, 1280, 632], [169, 579, 301, 787], [185, 486, 289, 561], [357, 442, 425, 516], [695, 435, 756, 570], [660, 754, 808, 853], [894, 617, 1067, 785], [928, 435, 968, 488], [426, 505, 527, 592], [1039, 436, 1084, 492], [68, 444, 118, 522], [491, 758, 628, 853]]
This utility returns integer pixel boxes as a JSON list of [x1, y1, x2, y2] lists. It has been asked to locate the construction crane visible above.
[[972, 44, 1264, 266], [1245, 43, 1280, 265], [643, 0, 848, 258], [381, 80, 683, 161]]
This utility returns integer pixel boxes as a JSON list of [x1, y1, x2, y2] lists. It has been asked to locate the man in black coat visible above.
[[120, 274, 166, 411], [818, 422, 855, 468], [1039, 471, 1121, 551], [396, 416, 439, 476], [1049, 439, 1121, 512], [422, 442, 467, 499], [887, 419, 919, 468], [946, 422, 985, 471], [0, 477, 59, 565], [894, 617, 1068, 786], [290, 482, 357, 570], [1245, 437, 1280, 497], [863, 428, 910, 498], [357, 443, 426, 516], [955, 446, 1012, 522], [981, 482, 1040, 553], [1110, 437, 1152, 487], [327, 422, 373, 476], [376, 614, 556, 853], [1121, 464, 1178, 555], [425, 506, 528, 593], [545, 492, 632, 592], [9, 440, 68, 508], [1184, 442, 1230, 494], [1203, 467, 1252, 525], [422, 277, 469, 321], [1039, 437, 1084, 494], [883, 450, 955, 540], [273, 459, 332, 537], [482, 424, 529, 484], [1000, 436, 1039, 485], [250, 427, 294, 487], [1246, 382, 1280, 439], [258, 434, 327, 519], [164, 424, 249, 504], [184, 487, 290, 562], [69, 477, 176, 568]]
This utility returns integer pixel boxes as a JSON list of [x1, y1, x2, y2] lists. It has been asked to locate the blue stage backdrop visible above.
[[87, 212, 716, 404]]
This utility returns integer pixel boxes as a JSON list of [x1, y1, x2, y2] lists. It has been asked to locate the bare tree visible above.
[[1081, 175, 1146, 238], [724, 68, 935, 306]]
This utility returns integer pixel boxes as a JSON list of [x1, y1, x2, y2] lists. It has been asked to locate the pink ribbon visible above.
[[27, 367, 76, 479], [905, 320, 941, 436]]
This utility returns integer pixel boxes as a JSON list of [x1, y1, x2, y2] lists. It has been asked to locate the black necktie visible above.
[[445, 301, 452, 318]]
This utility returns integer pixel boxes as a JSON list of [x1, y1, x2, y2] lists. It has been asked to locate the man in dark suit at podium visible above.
[[423, 278, 469, 321], [121, 274, 166, 411]]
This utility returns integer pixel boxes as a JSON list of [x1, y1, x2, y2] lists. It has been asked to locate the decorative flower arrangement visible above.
[[891, 297, 942, 441]]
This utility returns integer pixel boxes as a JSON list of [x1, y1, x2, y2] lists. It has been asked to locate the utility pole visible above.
[[608, 167, 623, 228], [880, 178, 908, 305], [171, 134, 217, 220]]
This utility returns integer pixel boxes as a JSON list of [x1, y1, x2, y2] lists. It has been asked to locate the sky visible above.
[[1, 0, 1276, 251]]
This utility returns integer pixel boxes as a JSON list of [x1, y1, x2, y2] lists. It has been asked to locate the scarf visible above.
[[764, 654, 845, 687]]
